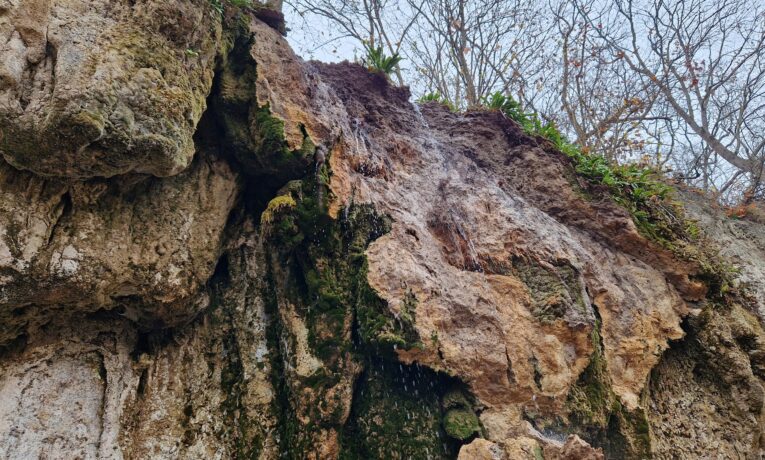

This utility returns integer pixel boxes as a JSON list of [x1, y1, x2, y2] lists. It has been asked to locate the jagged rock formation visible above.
[[1, 1, 764, 459]]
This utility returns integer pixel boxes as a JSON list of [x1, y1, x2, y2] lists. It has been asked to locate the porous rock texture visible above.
[[0, 0, 221, 178], [0, 2, 763, 459]]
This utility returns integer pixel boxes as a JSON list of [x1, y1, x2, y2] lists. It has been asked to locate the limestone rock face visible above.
[[0, 151, 239, 345], [1, 233, 278, 459], [288, 59, 695, 449], [647, 193, 765, 458], [682, 190, 765, 316], [0, 0, 221, 178], [0, 4, 763, 460]]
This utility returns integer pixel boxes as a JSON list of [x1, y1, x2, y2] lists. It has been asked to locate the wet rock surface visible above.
[[0, 4, 763, 459]]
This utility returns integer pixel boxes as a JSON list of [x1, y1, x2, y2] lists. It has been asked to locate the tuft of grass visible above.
[[417, 92, 457, 112]]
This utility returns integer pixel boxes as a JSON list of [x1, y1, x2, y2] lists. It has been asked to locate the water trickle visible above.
[[412, 101, 430, 130], [350, 117, 372, 157]]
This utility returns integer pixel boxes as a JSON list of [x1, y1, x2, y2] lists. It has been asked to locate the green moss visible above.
[[511, 258, 586, 323], [339, 357, 458, 459], [261, 194, 296, 225], [269, 179, 414, 361], [566, 324, 611, 429], [263, 153, 435, 455], [439, 386, 483, 443], [213, 31, 314, 187], [355, 264, 419, 353], [252, 107, 316, 166], [560, 319, 651, 459], [443, 408, 481, 441]]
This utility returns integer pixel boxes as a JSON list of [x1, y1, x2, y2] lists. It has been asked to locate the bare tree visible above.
[[286, 0, 548, 109], [406, 0, 548, 108], [575, 0, 765, 200], [550, 0, 667, 162], [283, 0, 765, 203], [285, 0, 422, 84]]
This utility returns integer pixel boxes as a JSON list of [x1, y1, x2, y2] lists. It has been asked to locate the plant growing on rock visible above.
[[362, 43, 403, 77], [210, 0, 253, 15], [485, 91, 743, 308], [485, 91, 682, 242], [418, 92, 457, 111]]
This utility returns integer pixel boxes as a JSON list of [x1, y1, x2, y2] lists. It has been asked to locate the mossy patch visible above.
[[264, 166, 417, 355], [440, 386, 482, 442], [443, 408, 480, 441], [339, 357, 459, 459], [260, 194, 296, 225], [511, 257, 587, 324], [213, 27, 315, 188], [560, 319, 651, 459], [262, 153, 437, 456]]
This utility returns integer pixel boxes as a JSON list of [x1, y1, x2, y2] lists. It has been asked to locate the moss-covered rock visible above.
[[511, 257, 589, 325], [560, 320, 652, 459], [440, 386, 482, 442], [213, 28, 315, 187], [261, 155, 438, 456], [0, 0, 223, 178], [339, 357, 458, 459], [443, 408, 481, 441]]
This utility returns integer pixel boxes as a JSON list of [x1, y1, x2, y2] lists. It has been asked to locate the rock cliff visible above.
[[1, 2, 764, 459]]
